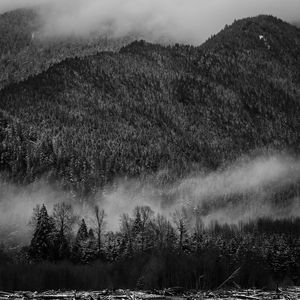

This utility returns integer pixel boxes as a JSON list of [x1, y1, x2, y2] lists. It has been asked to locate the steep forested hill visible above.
[[0, 9, 38, 56], [0, 9, 134, 90], [0, 15, 299, 196]]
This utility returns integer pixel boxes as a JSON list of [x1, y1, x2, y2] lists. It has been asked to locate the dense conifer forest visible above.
[[0, 9, 134, 90], [1, 15, 299, 196], [1, 203, 300, 291], [0, 11, 300, 291]]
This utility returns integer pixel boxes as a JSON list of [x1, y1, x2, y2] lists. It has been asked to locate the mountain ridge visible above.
[[0, 14, 299, 196], [0, 8, 136, 91]]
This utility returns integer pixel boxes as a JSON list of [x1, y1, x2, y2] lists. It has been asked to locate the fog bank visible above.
[[0, 0, 300, 44], [98, 154, 300, 230], [0, 154, 299, 244]]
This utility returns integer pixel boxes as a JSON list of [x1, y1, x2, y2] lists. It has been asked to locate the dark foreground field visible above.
[[1, 287, 300, 300]]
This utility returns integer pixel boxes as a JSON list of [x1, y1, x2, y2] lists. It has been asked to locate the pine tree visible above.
[[76, 219, 88, 241], [30, 204, 55, 261], [71, 219, 89, 263], [28, 204, 40, 232], [53, 228, 70, 260], [88, 228, 95, 240], [120, 214, 134, 258], [133, 208, 143, 252], [132, 206, 154, 252], [166, 221, 177, 251], [83, 228, 98, 263]]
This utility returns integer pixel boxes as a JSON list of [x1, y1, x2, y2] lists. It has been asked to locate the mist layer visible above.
[[0, 0, 300, 44]]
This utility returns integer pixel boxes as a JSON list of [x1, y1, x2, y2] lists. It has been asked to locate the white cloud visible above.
[[0, 0, 299, 44], [0, 154, 299, 240]]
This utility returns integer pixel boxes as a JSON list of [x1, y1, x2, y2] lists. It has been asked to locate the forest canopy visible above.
[[0, 15, 299, 197]]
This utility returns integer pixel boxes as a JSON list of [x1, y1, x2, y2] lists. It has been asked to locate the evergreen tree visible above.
[[133, 208, 142, 234], [88, 228, 95, 240], [76, 219, 88, 241], [132, 206, 154, 252], [53, 228, 70, 260], [165, 221, 177, 251], [120, 213, 134, 258], [83, 229, 98, 263], [28, 204, 40, 232], [132, 208, 143, 252], [30, 204, 55, 261], [71, 219, 89, 263]]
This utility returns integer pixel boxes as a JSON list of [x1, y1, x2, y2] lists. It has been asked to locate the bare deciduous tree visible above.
[[152, 214, 169, 249], [134, 206, 154, 251], [93, 205, 106, 254], [173, 207, 189, 251], [52, 202, 78, 238]]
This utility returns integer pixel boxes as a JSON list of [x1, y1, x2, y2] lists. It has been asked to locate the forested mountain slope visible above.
[[0, 15, 299, 196], [0, 9, 134, 90], [0, 9, 38, 56]]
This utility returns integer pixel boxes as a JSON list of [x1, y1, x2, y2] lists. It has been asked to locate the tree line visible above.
[[0, 202, 300, 291]]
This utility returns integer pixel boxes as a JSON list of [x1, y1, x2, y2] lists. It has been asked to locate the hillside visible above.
[[0, 9, 134, 90], [0, 15, 299, 196]]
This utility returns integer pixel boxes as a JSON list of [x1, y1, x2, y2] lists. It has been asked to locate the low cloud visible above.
[[0, 0, 300, 44], [96, 154, 300, 230], [0, 154, 299, 244]]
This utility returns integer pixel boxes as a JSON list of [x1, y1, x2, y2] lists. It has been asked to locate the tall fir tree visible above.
[[71, 219, 89, 263], [30, 204, 55, 261], [84, 228, 98, 263], [53, 228, 70, 260]]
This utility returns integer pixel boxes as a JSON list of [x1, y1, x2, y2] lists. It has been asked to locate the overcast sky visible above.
[[1, 0, 300, 44]]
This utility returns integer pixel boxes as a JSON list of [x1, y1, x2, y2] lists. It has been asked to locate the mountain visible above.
[[0, 15, 299, 196], [0, 9, 38, 55], [0, 9, 134, 90]]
